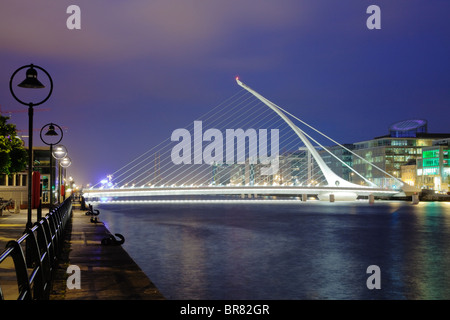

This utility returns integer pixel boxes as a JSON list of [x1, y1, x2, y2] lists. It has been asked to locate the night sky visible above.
[[0, 1, 449, 187]]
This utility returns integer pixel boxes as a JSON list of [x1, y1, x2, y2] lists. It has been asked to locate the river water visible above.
[[94, 200, 450, 300]]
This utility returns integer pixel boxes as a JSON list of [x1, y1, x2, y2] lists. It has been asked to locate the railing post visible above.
[[33, 222, 52, 298], [42, 217, 56, 266], [47, 210, 60, 257], [25, 228, 46, 299], [5, 240, 32, 300]]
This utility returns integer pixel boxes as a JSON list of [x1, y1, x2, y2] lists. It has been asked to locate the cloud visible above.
[[0, 1, 306, 63]]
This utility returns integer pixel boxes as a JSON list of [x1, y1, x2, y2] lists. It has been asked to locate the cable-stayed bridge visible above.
[[83, 78, 419, 204]]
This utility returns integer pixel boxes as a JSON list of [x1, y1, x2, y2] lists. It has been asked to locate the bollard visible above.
[[302, 194, 307, 202], [101, 233, 125, 245], [369, 194, 375, 204], [329, 194, 335, 202], [412, 194, 419, 205], [15, 200, 20, 214]]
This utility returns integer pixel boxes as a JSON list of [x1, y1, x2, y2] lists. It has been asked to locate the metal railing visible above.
[[0, 196, 72, 300]]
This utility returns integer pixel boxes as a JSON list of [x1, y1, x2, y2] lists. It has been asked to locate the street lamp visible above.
[[60, 156, 71, 201], [53, 145, 68, 160], [10, 64, 53, 229], [40, 123, 63, 212], [52, 145, 68, 204], [60, 157, 71, 168]]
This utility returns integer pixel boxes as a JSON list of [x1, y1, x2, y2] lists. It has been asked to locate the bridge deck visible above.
[[83, 185, 400, 199]]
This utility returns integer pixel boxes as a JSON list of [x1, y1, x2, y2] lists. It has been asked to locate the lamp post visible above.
[[60, 156, 71, 201], [52, 145, 68, 204], [40, 123, 63, 212], [9, 64, 53, 229]]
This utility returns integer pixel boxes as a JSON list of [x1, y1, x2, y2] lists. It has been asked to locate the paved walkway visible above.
[[0, 208, 30, 249], [0, 203, 165, 300]]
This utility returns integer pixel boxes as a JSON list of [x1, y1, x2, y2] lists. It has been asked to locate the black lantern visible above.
[[45, 124, 59, 136], [17, 65, 45, 89]]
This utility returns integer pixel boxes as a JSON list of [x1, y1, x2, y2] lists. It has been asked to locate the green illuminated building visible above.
[[351, 120, 450, 189], [416, 139, 450, 191]]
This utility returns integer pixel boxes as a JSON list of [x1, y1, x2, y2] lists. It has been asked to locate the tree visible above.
[[0, 115, 27, 174]]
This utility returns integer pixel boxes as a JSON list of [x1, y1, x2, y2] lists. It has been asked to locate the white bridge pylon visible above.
[[236, 78, 373, 190], [84, 78, 418, 202]]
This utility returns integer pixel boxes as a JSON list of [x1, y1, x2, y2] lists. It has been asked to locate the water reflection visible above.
[[98, 201, 450, 300], [401, 203, 450, 299]]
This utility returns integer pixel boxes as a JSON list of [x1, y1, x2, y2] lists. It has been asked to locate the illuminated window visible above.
[[417, 140, 432, 147], [423, 167, 438, 175], [392, 140, 407, 146], [443, 168, 450, 177], [423, 150, 439, 158], [423, 158, 439, 167]]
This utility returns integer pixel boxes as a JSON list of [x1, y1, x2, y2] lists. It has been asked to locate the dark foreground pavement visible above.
[[0, 202, 165, 300], [50, 205, 165, 300]]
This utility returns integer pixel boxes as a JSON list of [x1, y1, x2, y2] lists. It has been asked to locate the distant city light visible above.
[[100, 177, 113, 188]]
